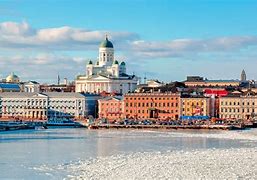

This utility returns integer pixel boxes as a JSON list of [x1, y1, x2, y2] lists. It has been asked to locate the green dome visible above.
[[113, 60, 119, 65], [120, 61, 126, 66], [88, 60, 93, 65], [100, 36, 113, 48]]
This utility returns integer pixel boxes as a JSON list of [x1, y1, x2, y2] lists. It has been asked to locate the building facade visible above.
[[98, 96, 124, 121], [124, 93, 180, 120], [23, 81, 40, 93], [219, 91, 257, 120], [75, 36, 138, 94], [180, 96, 211, 117], [0, 92, 92, 120]]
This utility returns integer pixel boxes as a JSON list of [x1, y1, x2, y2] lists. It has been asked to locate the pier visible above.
[[88, 124, 245, 130]]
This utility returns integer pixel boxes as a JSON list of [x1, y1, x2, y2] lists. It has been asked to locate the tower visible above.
[[86, 60, 94, 76], [241, 69, 246, 82], [98, 35, 114, 66]]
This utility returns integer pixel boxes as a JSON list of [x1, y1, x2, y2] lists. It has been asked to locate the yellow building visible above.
[[219, 90, 257, 120], [6, 72, 20, 83], [180, 96, 211, 117]]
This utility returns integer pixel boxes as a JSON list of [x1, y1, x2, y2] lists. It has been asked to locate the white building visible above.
[[0, 92, 96, 120], [75, 36, 138, 94], [23, 81, 40, 93]]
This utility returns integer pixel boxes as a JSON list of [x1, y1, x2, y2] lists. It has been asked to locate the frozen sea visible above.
[[0, 128, 257, 180]]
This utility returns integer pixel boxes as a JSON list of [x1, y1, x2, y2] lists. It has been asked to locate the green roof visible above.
[[113, 60, 119, 65], [120, 61, 126, 66], [100, 36, 113, 48], [88, 60, 93, 65]]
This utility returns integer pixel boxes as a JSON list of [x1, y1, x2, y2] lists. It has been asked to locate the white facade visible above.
[[75, 37, 138, 94], [0, 92, 88, 120], [23, 81, 40, 93]]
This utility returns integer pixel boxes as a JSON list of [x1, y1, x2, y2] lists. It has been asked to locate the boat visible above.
[[35, 126, 48, 130], [46, 118, 76, 127]]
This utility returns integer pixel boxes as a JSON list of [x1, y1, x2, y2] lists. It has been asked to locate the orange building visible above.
[[98, 96, 124, 121], [124, 93, 180, 120]]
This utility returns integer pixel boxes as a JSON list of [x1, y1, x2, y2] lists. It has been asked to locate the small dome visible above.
[[88, 60, 93, 65], [6, 72, 20, 83], [100, 36, 113, 48], [120, 61, 126, 66], [113, 60, 119, 65]]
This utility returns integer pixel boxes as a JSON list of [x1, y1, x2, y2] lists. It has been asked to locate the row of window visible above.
[[182, 102, 204, 106], [102, 108, 122, 112], [125, 102, 178, 107], [126, 97, 178, 101], [220, 115, 241, 119], [125, 109, 178, 114], [221, 101, 255, 106], [220, 108, 255, 113]]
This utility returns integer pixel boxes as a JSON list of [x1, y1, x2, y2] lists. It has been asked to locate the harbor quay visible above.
[[1, 89, 257, 131]]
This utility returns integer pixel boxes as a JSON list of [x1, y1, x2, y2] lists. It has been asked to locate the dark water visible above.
[[0, 128, 256, 179]]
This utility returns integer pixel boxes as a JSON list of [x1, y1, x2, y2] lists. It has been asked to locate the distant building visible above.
[[186, 76, 204, 82], [40, 84, 75, 92], [5, 72, 20, 83], [185, 78, 240, 87], [124, 92, 180, 120], [23, 81, 40, 93], [98, 96, 124, 121], [0, 83, 20, 92], [136, 81, 186, 93], [75, 36, 138, 94], [241, 69, 247, 82]]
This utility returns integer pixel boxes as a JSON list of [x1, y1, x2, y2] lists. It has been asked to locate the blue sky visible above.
[[0, 0, 257, 83]]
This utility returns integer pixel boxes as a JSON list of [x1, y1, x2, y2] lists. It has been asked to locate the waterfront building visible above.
[[0, 92, 48, 120], [124, 92, 180, 120], [98, 96, 124, 121], [75, 36, 138, 94], [219, 90, 257, 120], [203, 88, 228, 117], [180, 95, 211, 117], [0, 92, 94, 120]]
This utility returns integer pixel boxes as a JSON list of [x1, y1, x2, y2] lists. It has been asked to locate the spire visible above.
[[57, 74, 60, 85], [241, 69, 246, 82], [105, 34, 108, 40]]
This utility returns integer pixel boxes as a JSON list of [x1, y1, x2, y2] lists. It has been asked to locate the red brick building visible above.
[[98, 96, 124, 121], [124, 93, 180, 120]]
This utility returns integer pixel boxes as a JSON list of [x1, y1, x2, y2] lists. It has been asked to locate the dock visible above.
[[88, 124, 245, 130]]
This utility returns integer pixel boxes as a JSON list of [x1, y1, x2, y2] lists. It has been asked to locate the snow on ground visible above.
[[39, 148, 257, 180]]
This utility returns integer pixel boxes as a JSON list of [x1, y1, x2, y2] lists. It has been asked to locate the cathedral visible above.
[[75, 36, 138, 94]]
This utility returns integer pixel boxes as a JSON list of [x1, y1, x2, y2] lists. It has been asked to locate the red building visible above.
[[204, 89, 228, 117], [98, 96, 124, 121], [124, 93, 180, 120]]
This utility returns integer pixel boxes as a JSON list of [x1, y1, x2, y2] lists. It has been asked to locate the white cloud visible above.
[[1, 21, 257, 82], [0, 21, 139, 50], [129, 36, 257, 58]]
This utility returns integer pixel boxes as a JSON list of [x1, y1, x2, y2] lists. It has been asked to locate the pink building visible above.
[[98, 96, 124, 121]]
